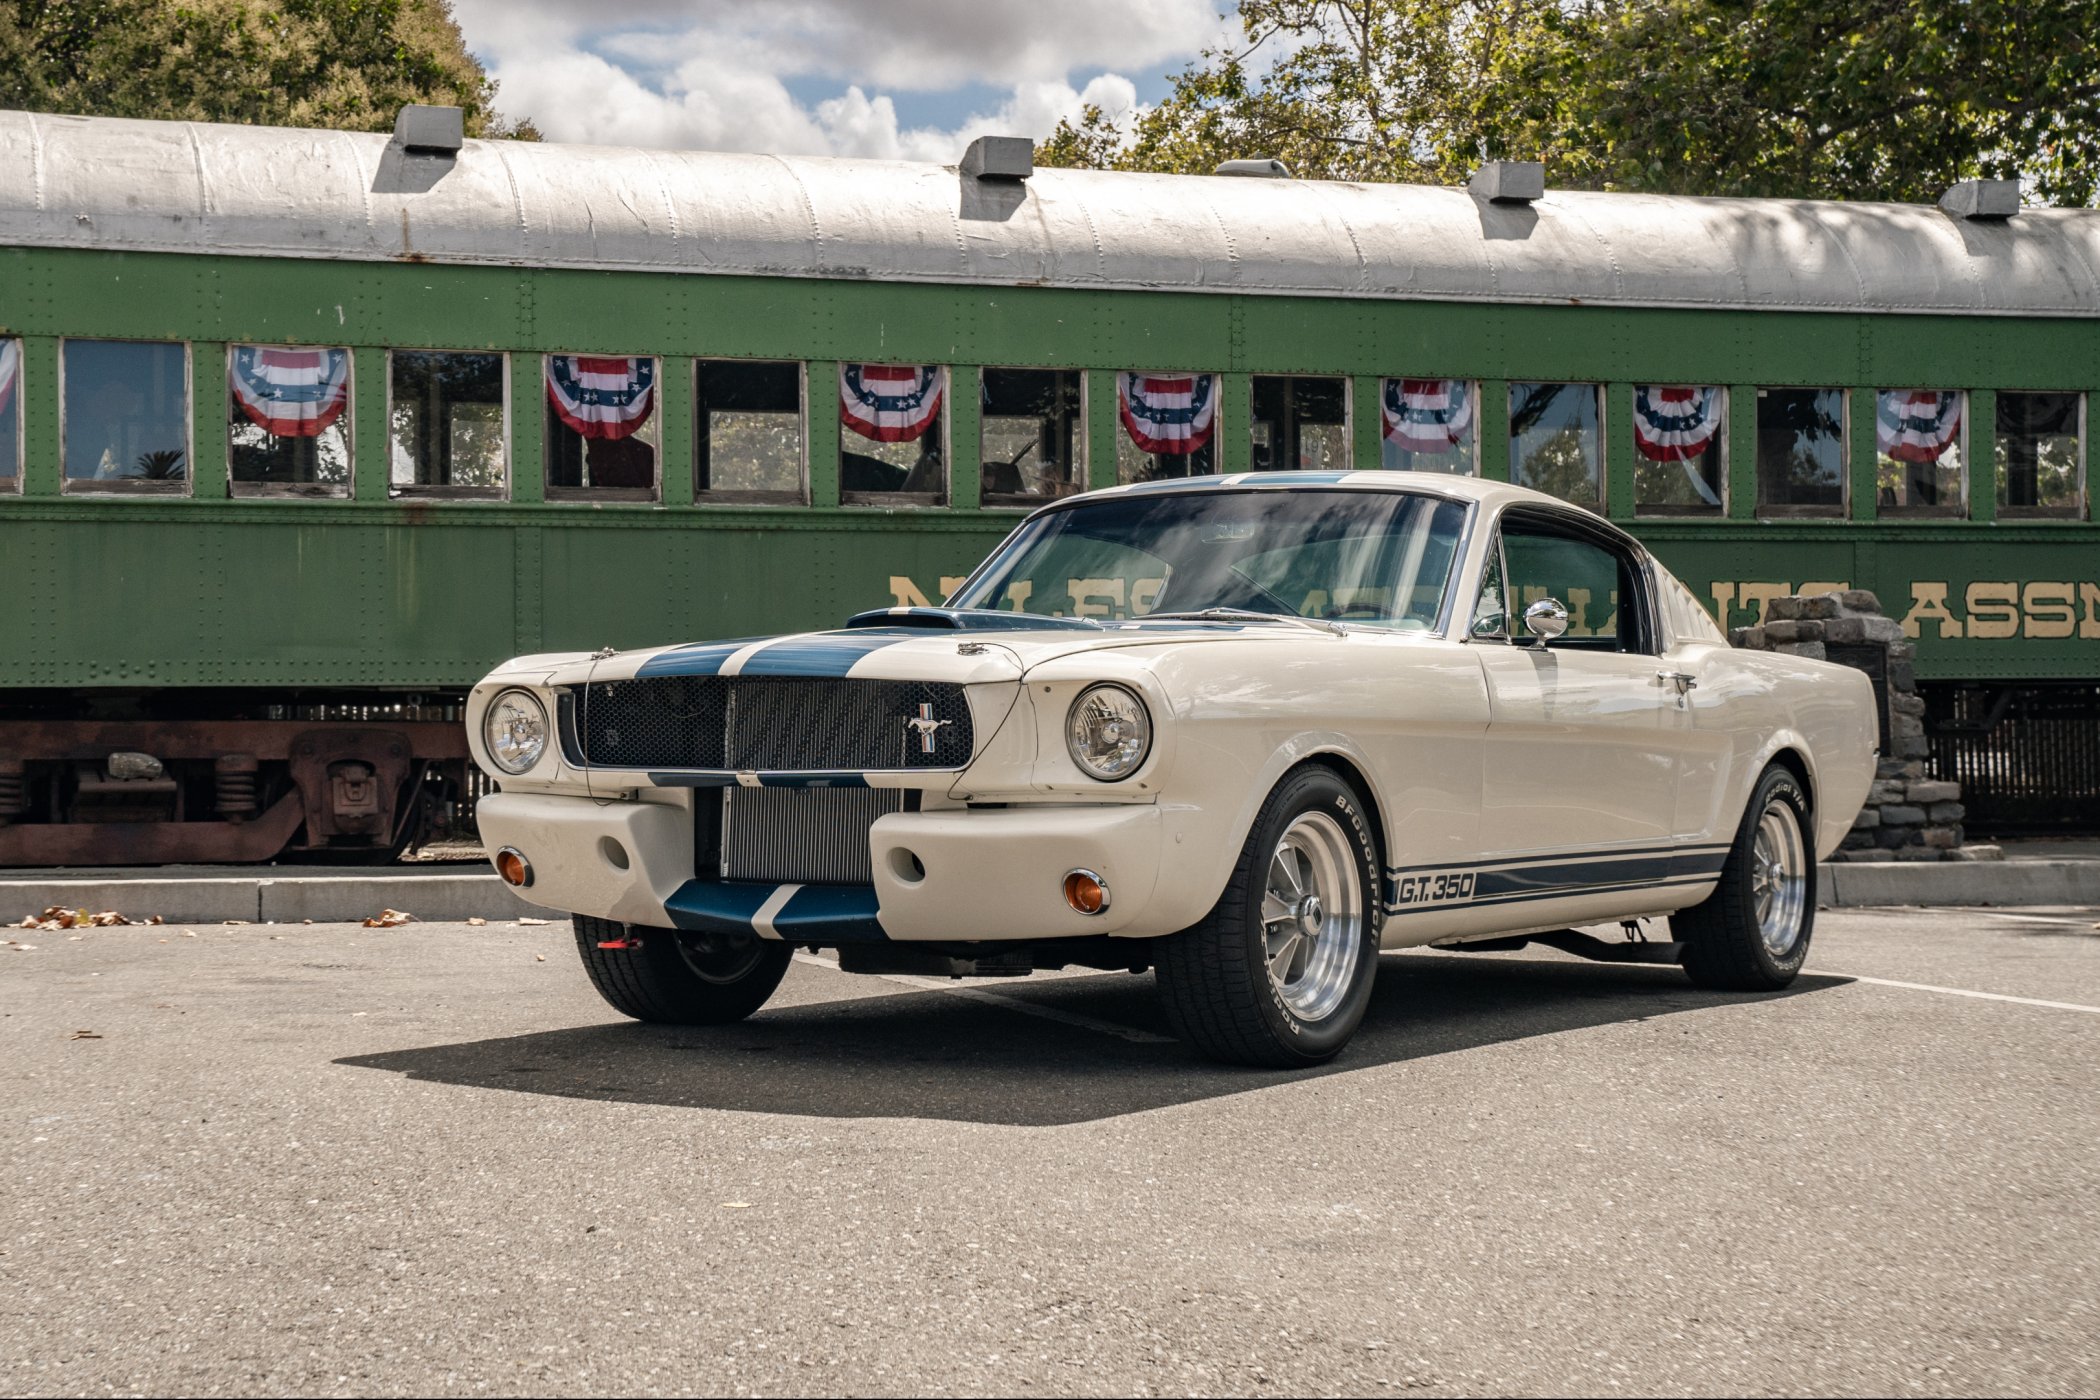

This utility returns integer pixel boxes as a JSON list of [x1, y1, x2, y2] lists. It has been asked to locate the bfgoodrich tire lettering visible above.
[[1155, 766, 1382, 1068], [572, 915, 793, 1025], [1673, 765, 1815, 992]]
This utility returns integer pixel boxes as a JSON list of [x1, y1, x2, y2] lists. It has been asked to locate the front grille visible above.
[[570, 676, 974, 771], [722, 787, 903, 884]]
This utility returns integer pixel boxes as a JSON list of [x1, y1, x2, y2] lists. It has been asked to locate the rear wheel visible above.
[[572, 915, 793, 1024], [1673, 765, 1815, 991], [1155, 767, 1381, 1067]]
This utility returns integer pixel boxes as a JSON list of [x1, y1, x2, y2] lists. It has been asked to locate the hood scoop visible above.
[[843, 607, 1099, 632]]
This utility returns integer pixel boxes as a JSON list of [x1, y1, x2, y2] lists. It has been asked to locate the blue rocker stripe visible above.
[[1383, 843, 1731, 913]]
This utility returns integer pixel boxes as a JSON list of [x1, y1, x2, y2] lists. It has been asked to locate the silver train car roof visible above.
[[3, 108, 2097, 319]]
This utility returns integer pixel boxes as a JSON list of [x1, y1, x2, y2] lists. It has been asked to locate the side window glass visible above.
[[1251, 374, 1349, 470], [545, 354, 659, 500], [1756, 386, 1846, 516], [229, 345, 352, 496], [1116, 371, 1218, 481], [0, 338, 20, 492], [62, 339, 190, 494], [1502, 526, 1645, 652], [1470, 533, 1508, 640], [389, 349, 508, 499], [696, 358, 804, 502], [980, 367, 1084, 506], [840, 363, 946, 506]]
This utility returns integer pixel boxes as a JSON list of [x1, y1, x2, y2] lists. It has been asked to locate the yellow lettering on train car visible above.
[[1901, 584, 1964, 639], [2023, 583, 2077, 639], [1965, 582, 2020, 639]]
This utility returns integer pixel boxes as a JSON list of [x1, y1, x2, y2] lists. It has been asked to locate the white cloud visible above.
[[454, 0, 1216, 160]]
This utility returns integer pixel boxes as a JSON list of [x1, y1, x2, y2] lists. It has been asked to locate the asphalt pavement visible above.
[[4, 905, 2097, 1396]]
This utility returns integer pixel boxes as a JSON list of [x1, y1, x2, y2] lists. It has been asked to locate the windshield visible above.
[[950, 488, 1468, 629]]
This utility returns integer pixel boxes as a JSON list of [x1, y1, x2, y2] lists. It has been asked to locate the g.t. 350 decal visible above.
[[1392, 869, 1477, 907]]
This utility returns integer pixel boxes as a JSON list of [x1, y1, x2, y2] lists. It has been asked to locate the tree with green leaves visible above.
[[0, 0, 534, 139], [1039, 1, 2100, 206]]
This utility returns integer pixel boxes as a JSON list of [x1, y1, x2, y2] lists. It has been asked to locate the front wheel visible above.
[[572, 915, 793, 1025], [1155, 766, 1382, 1067], [1672, 765, 1815, 991]]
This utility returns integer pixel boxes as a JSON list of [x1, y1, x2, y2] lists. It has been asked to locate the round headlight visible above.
[[483, 688, 549, 776], [1065, 684, 1152, 781]]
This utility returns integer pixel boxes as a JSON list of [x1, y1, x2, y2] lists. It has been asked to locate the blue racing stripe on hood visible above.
[[735, 629, 923, 677], [634, 636, 767, 678]]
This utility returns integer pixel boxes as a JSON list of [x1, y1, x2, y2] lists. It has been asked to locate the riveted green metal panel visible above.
[[1969, 390, 1997, 524], [948, 364, 982, 508]]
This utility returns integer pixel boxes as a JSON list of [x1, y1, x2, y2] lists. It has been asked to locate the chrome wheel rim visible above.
[[674, 931, 767, 985], [1260, 811, 1364, 1022], [1751, 798, 1808, 957]]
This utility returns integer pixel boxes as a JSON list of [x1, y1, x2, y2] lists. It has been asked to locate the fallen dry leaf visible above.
[[515, 917, 551, 926], [86, 910, 131, 928], [6, 940, 37, 952], [720, 1202, 751, 1210], [465, 917, 488, 927], [222, 920, 250, 927], [361, 909, 415, 929], [534, 953, 545, 962], [69, 1029, 102, 1040], [147, 915, 164, 926]]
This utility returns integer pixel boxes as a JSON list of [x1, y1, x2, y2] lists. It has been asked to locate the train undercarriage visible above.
[[0, 689, 474, 866]]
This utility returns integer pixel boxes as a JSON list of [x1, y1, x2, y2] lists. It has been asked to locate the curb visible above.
[[3, 872, 556, 925], [7, 861, 2095, 927], [1820, 859, 2100, 909]]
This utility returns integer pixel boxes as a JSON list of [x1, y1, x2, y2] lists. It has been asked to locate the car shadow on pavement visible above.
[[337, 953, 1848, 1126]]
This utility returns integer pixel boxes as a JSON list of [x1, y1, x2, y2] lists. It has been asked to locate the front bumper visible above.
[[476, 791, 1168, 942]]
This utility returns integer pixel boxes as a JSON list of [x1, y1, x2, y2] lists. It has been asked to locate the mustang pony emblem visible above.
[[904, 703, 952, 755]]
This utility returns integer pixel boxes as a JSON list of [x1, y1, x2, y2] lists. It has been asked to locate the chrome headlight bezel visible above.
[[1064, 683, 1153, 782], [482, 687, 551, 776]]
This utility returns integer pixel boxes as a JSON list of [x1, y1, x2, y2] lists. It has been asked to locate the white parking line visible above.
[[1823, 971, 2100, 1017], [791, 952, 1175, 1043]]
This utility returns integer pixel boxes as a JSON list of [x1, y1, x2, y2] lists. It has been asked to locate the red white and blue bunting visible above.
[[229, 345, 350, 438], [0, 339, 18, 419], [546, 355, 656, 441], [1877, 390, 1962, 463], [1633, 384, 1725, 506], [840, 364, 946, 444], [1119, 372, 1217, 455], [1381, 378, 1472, 452]]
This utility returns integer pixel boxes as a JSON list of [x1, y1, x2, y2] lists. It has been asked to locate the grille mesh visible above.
[[722, 787, 903, 884], [572, 676, 973, 772]]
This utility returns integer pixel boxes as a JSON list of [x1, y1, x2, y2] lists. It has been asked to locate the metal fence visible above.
[[1926, 684, 2100, 834]]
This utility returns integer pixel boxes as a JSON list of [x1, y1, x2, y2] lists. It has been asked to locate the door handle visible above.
[[1656, 670, 1697, 695]]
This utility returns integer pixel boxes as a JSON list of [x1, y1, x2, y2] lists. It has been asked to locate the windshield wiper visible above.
[[1143, 607, 1347, 637]]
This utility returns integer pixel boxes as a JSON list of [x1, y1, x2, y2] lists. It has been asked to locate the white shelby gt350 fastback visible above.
[[470, 474, 1876, 1066]]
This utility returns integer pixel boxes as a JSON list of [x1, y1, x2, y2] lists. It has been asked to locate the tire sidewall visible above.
[[1245, 770, 1382, 1060], [1738, 768, 1815, 979]]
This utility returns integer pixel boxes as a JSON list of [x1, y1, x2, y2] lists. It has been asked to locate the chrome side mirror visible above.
[[1522, 597, 1570, 644]]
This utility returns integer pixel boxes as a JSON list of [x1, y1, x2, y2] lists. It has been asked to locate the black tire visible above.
[[571, 915, 793, 1025], [1673, 765, 1816, 991], [1155, 766, 1382, 1068]]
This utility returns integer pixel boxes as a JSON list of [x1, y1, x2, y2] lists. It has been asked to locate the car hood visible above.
[[532, 608, 1339, 688]]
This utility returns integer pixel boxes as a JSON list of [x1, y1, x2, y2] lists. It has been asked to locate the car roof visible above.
[[1037, 471, 1651, 555]]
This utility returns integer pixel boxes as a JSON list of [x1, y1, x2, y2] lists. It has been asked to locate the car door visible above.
[[1465, 508, 1683, 916]]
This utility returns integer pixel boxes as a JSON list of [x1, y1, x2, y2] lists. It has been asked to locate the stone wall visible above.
[[1729, 590, 2000, 863]]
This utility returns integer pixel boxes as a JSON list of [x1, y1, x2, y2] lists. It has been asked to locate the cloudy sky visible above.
[[451, 0, 1233, 162]]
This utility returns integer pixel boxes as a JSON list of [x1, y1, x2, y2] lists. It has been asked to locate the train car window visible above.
[[980, 367, 1084, 507], [1876, 389, 1966, 517], [0, 338, 19, 492], [1755, 386, 1846, 516], [1633, 384, 1726, 515], [388, 350, 508, 499], [544, 355, 659, 502], [695, 359, 805, 503], [227, 345, 352, 497], [1380, 378, 1475, 475], [61, 339, 190, 494], [1251, 375, 1349, 471], [1115, 371, 1217, 482], [1995, 390, 2084, 518], [1508, 382, 1603, 510], [839, 363, 946, 506]]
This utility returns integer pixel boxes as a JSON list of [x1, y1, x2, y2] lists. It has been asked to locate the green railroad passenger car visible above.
[[1, 110, 2096, 863]]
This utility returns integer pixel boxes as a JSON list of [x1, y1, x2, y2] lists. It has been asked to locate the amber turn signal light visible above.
[[1062, 868, 1109, 915], [495, 847, 533, 888]]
